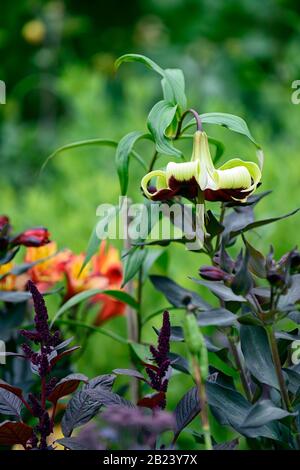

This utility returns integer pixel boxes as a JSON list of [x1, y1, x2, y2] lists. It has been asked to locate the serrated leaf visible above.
[[147, 100, 181, 157], [240, 325, 279, 389]]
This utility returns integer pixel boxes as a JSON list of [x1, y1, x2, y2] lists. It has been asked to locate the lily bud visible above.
[[12, 228, 50, 247], [199, 265, 229, 282]]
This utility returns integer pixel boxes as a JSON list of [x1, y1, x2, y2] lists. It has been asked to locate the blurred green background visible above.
[[1, 0, 300, 447]]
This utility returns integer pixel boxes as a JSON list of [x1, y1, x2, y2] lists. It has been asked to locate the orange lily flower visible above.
[[25, 242, 71, 292]]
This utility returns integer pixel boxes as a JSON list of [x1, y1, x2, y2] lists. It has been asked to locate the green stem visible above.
[[228, 335, 253, 402], [266, 325, 292, 411], [192, 356, 212, 450], [148, 150, 159, 172]]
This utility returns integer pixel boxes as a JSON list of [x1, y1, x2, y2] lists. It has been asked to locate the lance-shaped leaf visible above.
[[50, 288, 138, 326], [116, 131, 150, 195], [113, 369, 146, 382], [150, 275, 211, 309], [115, 54, 187, 110], [243, 237, 266, 278], [81, 206, 119, 272], [231, 249, 253, 296], [0, 421, 33, 447], [240, 400, 296, 429], [161, 68, 187, 110], [0, 291, 31, 303], [206, 382, 281, 440], [197, 308, 237, 327], [228, 208, 300, 241], [147, 100, 181, 157], [191, 278, 246, 303], [122, 248, 147, 287], [240, 325, 279, 389], [47, 373, 88, 404], [183, 112, 260, 149], [279, 274, 300, 309]]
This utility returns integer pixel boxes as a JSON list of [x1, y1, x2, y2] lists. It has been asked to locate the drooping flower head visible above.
[[141, 131, 261, 203]]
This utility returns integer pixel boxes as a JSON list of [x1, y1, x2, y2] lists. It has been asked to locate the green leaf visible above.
[[122, 248, 147, 287], [115, 53, 164, 76], [116, 131, 150, 195], [50, 288, 138, 327], [55, 319, 128, 345], [130, 342, 151, 363], [184, 112, 260, 148], [161, 68, 187, 110], [40, 138, 118, 174], [240, 325, 279, 389], [147, 100, 181, 157], [115, 54, 187, 110], [0, 291, 31, 303], [82, 206, 119, 272]]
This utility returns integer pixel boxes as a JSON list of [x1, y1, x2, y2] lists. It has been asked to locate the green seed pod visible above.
[[183, 314, 209, 380]]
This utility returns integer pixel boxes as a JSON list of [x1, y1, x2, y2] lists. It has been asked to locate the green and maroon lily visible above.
[[141, 131, 261, 203]]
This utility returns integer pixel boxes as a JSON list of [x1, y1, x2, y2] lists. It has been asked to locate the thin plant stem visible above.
[[175, 109, 203, 139], [148, 150, 158, 172], [227, 335, 253, 402], [192, 356, 212, 450], [266, 325, 292, 411]]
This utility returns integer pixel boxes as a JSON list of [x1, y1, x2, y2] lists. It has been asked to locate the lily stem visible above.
[[175, 108, 202, 139], [192, 356, 212, 450]]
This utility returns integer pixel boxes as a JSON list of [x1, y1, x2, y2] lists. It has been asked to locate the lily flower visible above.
[[141, 131, 261, 203]]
